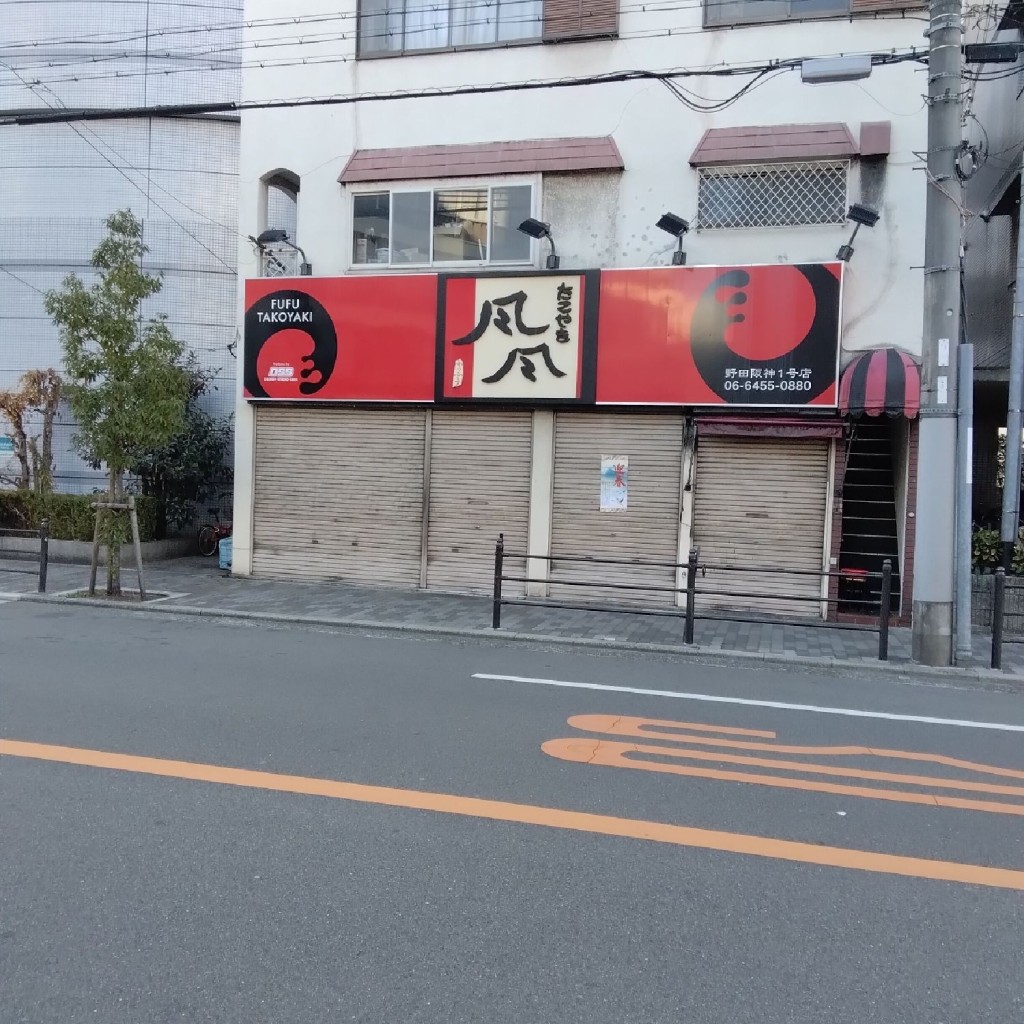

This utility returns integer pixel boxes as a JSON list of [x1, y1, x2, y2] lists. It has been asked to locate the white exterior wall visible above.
[[232, 1, 929, 576]]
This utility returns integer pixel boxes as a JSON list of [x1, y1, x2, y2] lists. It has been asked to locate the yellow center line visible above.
[[2, 738, 1023, 891]]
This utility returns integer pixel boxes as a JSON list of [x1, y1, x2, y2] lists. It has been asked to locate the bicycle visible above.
[[197, 507, 233, 557]]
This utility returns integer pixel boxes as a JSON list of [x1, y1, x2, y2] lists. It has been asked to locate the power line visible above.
[[0, 265, 44, 295], [0, 1, 926, 90], [1, 49, 927, 126], [2, 0, 932, 54]]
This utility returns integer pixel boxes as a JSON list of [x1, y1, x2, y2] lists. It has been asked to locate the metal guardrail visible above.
[[491, 535, 893, 661], [988, 567, 1024, 669], [0, 518, 49, 593]]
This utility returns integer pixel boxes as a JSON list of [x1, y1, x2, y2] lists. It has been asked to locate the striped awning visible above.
[[839, 347, 921, 419]]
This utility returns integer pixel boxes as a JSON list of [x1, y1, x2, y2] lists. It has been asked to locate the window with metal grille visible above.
[[696, 162, 849, 229], [259, 249, 301, 277]]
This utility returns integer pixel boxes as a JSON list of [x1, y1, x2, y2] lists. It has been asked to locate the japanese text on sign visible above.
[[445, 275, 584, 400]]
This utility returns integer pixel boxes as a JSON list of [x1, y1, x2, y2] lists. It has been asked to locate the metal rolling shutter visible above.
[[550, 413, 684, 606], [693, 436, 830, 618], [253, 406, 426, 585], [426, 411, 533, 594]]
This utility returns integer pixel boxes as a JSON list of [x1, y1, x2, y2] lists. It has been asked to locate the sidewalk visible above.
[[1, 554, 1016, 679]]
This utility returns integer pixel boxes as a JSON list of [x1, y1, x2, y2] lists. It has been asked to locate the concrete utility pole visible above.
[[912, 0, 964, 666], [999, 153, 1024, 570]]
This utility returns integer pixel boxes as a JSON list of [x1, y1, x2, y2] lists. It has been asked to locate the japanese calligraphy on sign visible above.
[[442, 275, 585, 400]]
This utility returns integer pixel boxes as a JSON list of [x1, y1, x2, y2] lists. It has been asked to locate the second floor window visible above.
[[352, 183, 534, 266], [696, 162, 848, 229], [359, 0, 543, 54], [705, 0, 848, 25]]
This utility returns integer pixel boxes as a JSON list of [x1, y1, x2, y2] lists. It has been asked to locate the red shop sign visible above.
[[243, 262, 842, 408]]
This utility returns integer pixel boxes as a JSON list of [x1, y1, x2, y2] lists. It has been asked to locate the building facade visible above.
[[962, 4, 1023, 526], [0, 0, 241, 493], [234, 0, 935, 620]]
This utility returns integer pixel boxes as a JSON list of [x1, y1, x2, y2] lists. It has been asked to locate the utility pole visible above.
[[912, 0, 964, 666]]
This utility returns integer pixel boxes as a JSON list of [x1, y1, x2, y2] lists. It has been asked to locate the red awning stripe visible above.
[[839, 347, 921, 419]]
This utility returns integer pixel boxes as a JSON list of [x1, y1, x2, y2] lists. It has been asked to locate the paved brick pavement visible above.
[[1, 553, 1015, 674]]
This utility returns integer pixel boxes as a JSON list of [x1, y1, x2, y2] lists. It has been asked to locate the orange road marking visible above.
[[543, 738, 1024, 816], [2, 738, 1023, 891], [568, 715, 1024, 781]]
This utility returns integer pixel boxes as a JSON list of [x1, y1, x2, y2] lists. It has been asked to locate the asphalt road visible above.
[[2, 600, 1023, 1024]]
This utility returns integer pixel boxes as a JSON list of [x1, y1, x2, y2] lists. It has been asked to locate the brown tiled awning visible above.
[[689, 123, 858, 166], [339, 137, 623, 184]]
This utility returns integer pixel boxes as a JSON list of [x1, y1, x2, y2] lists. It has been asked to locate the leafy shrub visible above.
[[971, 526, 1024, 575], [0, 491, 157, 542], [972, 527, 1001, 570], [1015, 529, 1024, 576]]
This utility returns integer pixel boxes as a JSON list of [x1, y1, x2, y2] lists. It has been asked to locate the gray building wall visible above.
[[0, 0, 242, 492]]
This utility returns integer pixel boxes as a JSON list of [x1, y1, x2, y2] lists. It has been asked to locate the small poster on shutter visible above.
[[600, 456, 628, 511]]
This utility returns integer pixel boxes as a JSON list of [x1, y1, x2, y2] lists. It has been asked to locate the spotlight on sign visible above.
[[254, 228, 312, 276], [656, 212, 690, 266], [836, 203, 880, 263], [517, 218, 560, 270]]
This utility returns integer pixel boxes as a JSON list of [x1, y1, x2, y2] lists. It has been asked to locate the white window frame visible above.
[[347, 175, 541, 272]]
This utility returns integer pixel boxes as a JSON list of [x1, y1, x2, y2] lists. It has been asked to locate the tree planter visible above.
[[0, 535, 194, 565]]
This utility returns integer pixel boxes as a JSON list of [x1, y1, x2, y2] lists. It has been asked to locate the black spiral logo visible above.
[[244, 289, 338, 399], [689, 265, 840, 404]]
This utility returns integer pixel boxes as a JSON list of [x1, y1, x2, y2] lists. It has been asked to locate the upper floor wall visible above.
[[241, 0, 925, 104], [239, 0, 931, 359]]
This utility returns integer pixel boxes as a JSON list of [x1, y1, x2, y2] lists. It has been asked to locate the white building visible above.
[[233, 0, 945, 621]]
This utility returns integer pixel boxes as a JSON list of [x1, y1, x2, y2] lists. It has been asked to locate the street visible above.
[[2, 600, 1023, 1023]]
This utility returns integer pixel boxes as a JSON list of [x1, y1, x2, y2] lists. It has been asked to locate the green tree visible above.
[[44, 210, 189, 595]]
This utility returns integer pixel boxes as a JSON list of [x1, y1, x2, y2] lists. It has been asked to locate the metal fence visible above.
[[491, 535, 893, 660], [0, 519, 49, 593], [988, 567, 1024, 669]]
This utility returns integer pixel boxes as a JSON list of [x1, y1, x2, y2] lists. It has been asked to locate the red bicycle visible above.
[[197, 507, 233, 557]]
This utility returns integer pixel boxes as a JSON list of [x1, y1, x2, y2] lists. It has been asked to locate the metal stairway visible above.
[[838, 421, 901, 615]]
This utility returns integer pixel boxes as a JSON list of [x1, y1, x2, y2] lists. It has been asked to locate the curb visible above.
[[13, 590, 1024, 687]]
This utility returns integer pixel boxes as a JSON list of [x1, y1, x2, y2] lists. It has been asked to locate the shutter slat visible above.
[[543, 0, 618, 41], [253, 407, 425, 586], [693, 435, 830, 618], [550, 413, 684, 606], [426, 411, 533, 594]]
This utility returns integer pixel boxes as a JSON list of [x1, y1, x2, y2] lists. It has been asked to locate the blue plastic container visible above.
[[218, 535, 233, 571]]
